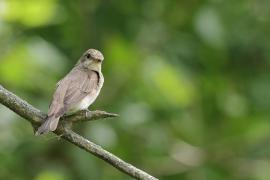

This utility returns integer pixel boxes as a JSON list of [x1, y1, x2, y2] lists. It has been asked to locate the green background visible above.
[[0, 0, 270, 179]]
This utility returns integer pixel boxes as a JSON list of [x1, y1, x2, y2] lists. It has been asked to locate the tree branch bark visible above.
[[0, 85, 158, 180]]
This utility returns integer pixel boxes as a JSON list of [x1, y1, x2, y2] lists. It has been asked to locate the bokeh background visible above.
[[0, 0, 270, 179]]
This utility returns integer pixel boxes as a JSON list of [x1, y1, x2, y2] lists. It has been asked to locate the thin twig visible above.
[[0, 85, 158, 180], [63, 109, 119, 123]]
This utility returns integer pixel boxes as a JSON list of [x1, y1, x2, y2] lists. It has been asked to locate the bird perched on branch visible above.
[[36, 49, 104, 135]]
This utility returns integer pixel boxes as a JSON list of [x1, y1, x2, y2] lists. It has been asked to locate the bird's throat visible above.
[[88, 63, 101, 72]]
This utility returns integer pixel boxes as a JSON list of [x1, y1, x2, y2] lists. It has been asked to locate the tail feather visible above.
[[35, 117, 60, 136]]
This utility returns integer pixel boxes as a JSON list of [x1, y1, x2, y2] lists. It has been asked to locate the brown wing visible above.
[[63, 70, 98, 106], [47, 68, 98, 119]]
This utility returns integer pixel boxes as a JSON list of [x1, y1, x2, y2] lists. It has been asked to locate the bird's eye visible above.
[[86, 53, 91, 59]]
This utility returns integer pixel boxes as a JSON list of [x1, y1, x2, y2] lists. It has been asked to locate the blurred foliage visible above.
[[0, 0, 270, 179]]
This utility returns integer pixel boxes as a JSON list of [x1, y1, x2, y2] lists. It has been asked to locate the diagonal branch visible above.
[[0, 85, 158, 180]]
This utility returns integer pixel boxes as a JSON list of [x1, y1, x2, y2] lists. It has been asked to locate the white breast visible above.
[[68, 73, 104, 114], [78, 93, 99, 109], [69, 90, 101, 114]]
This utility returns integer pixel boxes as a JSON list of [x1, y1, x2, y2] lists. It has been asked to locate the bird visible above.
[[35, 49, 104, 135]]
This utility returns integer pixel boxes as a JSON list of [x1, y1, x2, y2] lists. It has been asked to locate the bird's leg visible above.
[[62, 109, 91, 118], [81, 109, 92, 114]]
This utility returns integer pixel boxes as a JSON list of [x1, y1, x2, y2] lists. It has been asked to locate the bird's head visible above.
[[79, 49, 104, 71]]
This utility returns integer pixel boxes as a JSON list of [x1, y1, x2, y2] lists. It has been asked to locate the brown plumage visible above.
[[36, 49, 104, 135]]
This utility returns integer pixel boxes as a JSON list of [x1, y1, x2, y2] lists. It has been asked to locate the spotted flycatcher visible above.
[[36, 49, 104, 135]]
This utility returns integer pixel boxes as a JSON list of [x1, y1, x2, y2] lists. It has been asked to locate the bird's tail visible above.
[[35, 116, 60, 136]]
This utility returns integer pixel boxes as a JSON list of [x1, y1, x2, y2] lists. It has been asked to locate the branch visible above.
[[0, 85, 158, 180], [63, 109, 119, 123]]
